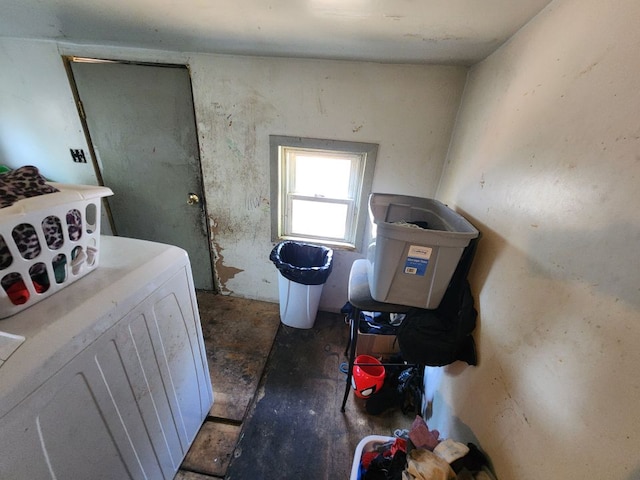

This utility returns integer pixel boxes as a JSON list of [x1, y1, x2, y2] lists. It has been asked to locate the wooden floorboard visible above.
[[225, 311, 414, 480], [174, 470, 223, 480], [178, 294, 414, 480], [177, 293, 280, 478], [181, 421, 242, 477], [198, 292, 281, 421]]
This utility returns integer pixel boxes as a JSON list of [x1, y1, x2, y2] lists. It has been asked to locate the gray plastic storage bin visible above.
[[366, 193, 479, 309]]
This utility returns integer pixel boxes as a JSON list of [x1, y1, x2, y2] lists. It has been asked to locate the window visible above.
[[270, 136, 377, 250]]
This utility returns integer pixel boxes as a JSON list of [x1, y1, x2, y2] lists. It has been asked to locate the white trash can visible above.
[[277, 273, 324, 328], [270, 241, 333, 329]]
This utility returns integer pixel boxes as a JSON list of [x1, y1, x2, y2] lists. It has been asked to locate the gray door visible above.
[[69, 60, 214, 290]]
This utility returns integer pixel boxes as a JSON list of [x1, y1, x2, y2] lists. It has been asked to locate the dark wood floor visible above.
[[175, 293, 414, 480]]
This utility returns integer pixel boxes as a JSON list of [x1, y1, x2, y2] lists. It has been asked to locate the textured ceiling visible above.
[[1, 0, 552, 65]]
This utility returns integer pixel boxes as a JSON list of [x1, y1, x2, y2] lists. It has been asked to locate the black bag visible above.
[[396, 237, 480, 367], [269, 241, 333, 285], [396, 280, 477, 366]]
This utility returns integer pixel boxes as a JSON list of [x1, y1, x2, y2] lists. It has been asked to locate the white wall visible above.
[[0, 39, 96, 184], [433, 0, 640, 478], [188, 55, 467, 308], [0, 38, 467, 311]]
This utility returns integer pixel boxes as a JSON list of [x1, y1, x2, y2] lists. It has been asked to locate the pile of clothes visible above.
[[0, 165, 59, 208], [355, 416, 497, 480]]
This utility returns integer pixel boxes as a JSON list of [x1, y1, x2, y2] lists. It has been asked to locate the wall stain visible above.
[[245, 195, 270, 211], [212, 240, 244, 294], [210, 213, 245, 293], [198, 85, 278, 294], [579, 62, 599, 77], [226, 137, 244, 158], [317, 93, 326, 115]]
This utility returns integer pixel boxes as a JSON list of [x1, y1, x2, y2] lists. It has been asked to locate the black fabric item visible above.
[[269, 241, 333, 285], [450, 443, 491, 474], [365, 356, 404, 415], [366, 364, 424, 416], [364, 451, 407, 480], [359, 311, 400, 335], [365, 384, 401, 415], [397, 281, 477, 366], [340, 302, 402, 335], [388, 450, 408, 480], [396, 238, 480, 367], [398, 366, 424, 415]]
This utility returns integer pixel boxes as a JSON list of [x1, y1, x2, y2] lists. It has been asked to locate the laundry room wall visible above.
[[0, 40, 97, 185], [0, 38, 467, 309], [432, 0, 640, 478], [187, 55, 467, 307]]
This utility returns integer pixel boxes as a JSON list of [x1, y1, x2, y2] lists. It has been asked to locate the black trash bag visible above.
[[269, 241, 333, 286]]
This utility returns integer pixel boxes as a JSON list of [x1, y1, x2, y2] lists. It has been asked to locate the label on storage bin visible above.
[[404, 245, 432, 276]]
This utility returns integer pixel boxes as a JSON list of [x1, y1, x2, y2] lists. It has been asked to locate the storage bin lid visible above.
[[369, 193, 479, 240]]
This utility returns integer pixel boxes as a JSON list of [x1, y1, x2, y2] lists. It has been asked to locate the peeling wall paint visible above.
[[212, 241, 244, 294]]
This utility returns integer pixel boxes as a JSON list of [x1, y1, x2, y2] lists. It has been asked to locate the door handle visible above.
[[187, 193, 200, 205]]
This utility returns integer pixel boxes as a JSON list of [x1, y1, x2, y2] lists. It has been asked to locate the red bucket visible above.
[[352, 355, 385, 398]]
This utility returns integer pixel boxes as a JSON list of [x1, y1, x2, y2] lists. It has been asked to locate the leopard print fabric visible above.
[[66, 210, 82, 242], [42, 216, 64, 249], [0, 235, 11, 270], [0, 165, 59, 209], [12, 223, 42, 260], [1, 214, 81, 273]]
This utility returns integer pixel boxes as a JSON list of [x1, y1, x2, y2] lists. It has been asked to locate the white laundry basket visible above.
[[0, 183, 113, 318], [350, 435, 396, 480]]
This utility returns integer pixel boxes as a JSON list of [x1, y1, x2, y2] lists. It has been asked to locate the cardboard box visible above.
[[356, 331, 400, 358]]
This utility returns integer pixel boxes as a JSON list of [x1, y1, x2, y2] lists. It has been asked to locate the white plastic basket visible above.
[[350, 435, 395, 480], [0, 183, 113, 318]]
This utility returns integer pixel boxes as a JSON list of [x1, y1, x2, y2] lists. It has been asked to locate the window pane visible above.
[[291, 199, 348, 239], [294, 154, 353, 198], [271, 135, 378, 248]]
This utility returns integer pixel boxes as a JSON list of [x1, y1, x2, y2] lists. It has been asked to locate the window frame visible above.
[[270, 136, 377, 251]]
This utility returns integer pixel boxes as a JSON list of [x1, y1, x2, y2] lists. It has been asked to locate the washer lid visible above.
[[0, 235, 191, 418]]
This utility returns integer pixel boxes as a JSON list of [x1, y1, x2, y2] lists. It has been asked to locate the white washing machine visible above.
[[0, 236, 213, 479]]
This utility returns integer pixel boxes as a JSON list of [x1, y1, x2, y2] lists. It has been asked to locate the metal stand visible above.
[[341, 259, 411, 412]]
